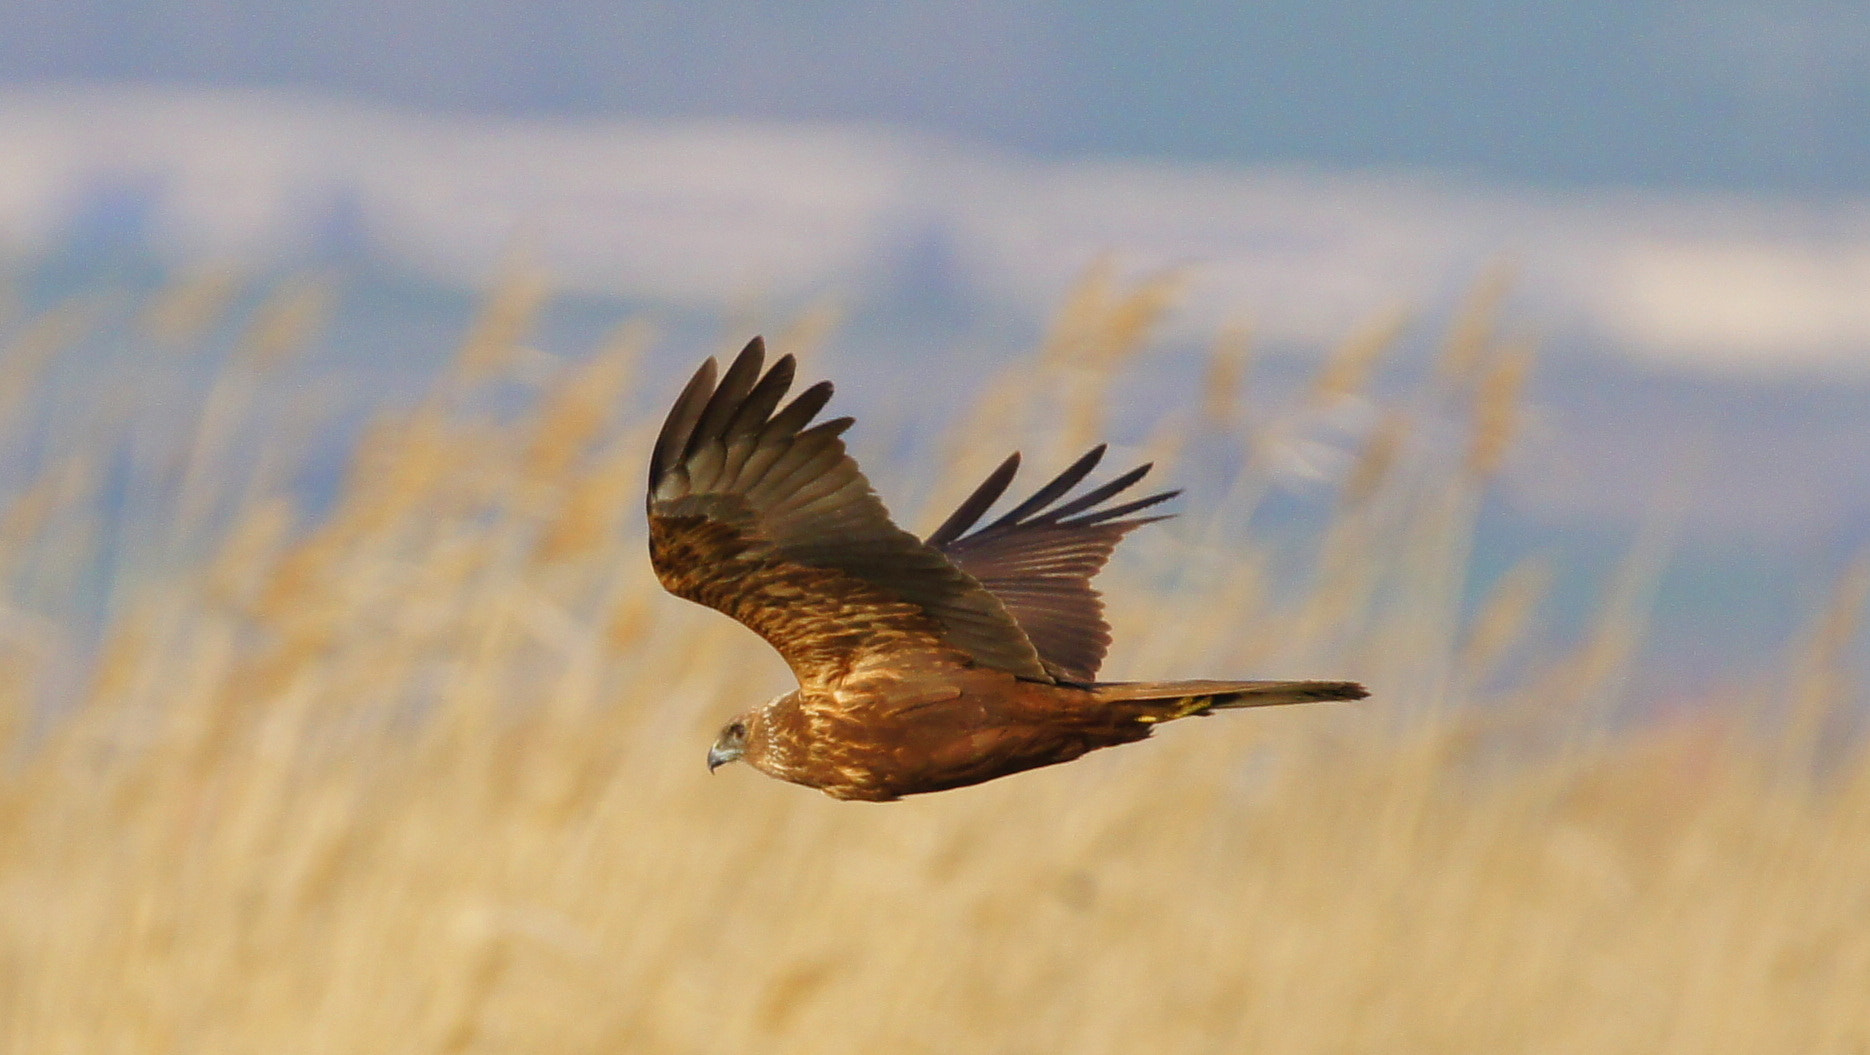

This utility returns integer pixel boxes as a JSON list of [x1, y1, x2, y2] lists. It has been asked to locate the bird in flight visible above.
[[648, 338, 1367, 800]]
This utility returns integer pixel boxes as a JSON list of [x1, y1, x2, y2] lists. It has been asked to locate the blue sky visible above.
[[4, 0, 1868, 193]]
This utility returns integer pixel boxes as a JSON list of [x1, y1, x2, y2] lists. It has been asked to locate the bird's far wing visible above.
[[926, 445, 1177, 684], [647, 338, 1051, 689]]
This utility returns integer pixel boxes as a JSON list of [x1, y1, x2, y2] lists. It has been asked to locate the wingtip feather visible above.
[[685, 338, 767, 461], [927, 452, 1022, 547], [985, 445, 1107, 530], [649, 356, 719, 492]]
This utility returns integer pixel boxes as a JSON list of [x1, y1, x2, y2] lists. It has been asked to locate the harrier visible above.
[[648, 338, 1366, 800]]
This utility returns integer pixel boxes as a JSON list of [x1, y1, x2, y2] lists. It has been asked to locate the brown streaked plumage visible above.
[[650, 337, 1367, 801]]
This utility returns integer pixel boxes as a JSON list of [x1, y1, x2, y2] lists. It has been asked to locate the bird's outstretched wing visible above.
[[647, 338, 1050, 688], [926, 446, 1176, 683]]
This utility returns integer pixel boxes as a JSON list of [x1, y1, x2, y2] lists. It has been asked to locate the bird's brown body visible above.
[[749, 659, 1113, 802], [744, 661, 1359, 801], [648, 338, 1366, 800]]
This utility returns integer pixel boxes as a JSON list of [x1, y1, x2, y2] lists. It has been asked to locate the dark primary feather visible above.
[[647, 337, 1052, 688], [983, 445, 1106, 530], [930, 445, 1177, 683], [925, 453, 1019, 549]]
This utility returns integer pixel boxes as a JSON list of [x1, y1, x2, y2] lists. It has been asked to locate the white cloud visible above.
[[1590, 241, 1870, 372], [3, 87, 1870, 375]]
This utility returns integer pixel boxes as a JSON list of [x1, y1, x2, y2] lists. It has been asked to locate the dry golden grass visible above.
[[1, 270, 1867, 1054]]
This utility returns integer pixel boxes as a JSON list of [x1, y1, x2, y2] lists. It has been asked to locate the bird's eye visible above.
[[727, 722, 746, 740]]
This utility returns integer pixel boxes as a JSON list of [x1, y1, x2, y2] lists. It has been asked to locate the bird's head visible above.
[[707, 716, 751, 772], [707, 692, 798, 776]]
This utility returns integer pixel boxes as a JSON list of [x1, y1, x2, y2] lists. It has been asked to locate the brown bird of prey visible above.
[[648, 337, 1366, 800]]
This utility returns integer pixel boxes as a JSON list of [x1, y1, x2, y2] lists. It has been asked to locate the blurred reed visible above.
[[0, 266, 1865, 1054]]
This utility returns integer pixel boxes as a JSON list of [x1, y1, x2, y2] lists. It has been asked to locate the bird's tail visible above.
[[1093, 679, 1368, 723]]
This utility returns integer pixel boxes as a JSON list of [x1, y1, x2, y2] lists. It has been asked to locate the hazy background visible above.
[[11, 7, 1870, 1049], [3, 0, 1869, 678]]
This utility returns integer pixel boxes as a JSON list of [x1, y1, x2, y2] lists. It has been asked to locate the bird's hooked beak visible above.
[[709, 717, 752, 773], [707, 741, 743, 773]]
